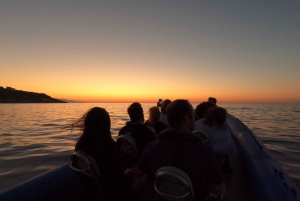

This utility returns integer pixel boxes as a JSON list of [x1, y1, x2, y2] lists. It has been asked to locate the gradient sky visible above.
[[1, 0, 299, 103]]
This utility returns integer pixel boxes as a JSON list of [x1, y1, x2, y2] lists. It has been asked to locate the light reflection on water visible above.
[[0, 102, 300, 192]]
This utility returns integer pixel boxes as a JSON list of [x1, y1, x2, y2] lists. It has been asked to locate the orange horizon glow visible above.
[[2, 84, 299, 104], [1, 1, 299, 106], [58, 94, 300, 104], [50, 86, 300, 104]]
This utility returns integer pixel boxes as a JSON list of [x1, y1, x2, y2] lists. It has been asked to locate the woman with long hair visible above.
[[194, 106, 237, 175], [69, 107, 139, 201], [145, 106, 168, 135]]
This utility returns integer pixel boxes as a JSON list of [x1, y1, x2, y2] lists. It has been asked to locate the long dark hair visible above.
[[195, 101, 216, 120], [68, 107, 113, 146], [204, 107, 227, 127], [148, 107, 160, 125]]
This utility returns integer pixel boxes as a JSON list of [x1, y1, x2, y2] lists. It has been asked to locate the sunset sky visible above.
[[1, 1, 300, 103]]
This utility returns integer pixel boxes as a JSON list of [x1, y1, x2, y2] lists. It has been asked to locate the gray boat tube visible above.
[[226, 114, 300, 201], [0, 164, 84, 201]]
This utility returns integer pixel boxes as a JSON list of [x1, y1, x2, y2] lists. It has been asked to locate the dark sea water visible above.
[[0, 103, 299, 192]]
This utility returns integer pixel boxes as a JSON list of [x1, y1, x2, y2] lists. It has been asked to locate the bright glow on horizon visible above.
[[1, 1, 299, 104]]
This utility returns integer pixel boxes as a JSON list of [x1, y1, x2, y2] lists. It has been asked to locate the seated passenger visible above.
[[118, 102, 156, 161], [127, 100, 226, 200], [159, 99, 171, 125], [195, 106, 237, 174], [145, 107, 169, 135], [70, 107, 139, 201], [195, 101, 216, 121], [208, 97, 217, 105], [195, 106, 237, 156]]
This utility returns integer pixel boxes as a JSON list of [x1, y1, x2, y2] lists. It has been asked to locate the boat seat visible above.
[[147, 125, 158, 136], [116, 134, 138, 169], [154, 166, 194, 201], [70, 150, 103, 200], [192, 130, 209, 143], [117, 134, 138, 156]]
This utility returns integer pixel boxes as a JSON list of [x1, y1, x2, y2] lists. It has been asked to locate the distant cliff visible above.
[[0, 87, 66, 103]]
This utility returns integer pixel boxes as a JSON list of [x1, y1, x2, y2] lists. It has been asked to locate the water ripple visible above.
[[0, 103, 299, 192]]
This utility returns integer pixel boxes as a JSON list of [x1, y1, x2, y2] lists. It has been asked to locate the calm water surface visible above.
[[0, 103, 299, 192]]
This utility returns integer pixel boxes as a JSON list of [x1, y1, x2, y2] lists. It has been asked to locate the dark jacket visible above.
[[138, 129, 224, 201], [76, 136, 139, 201], [118, 121, 156, 159], [144, 120, 169, 135]]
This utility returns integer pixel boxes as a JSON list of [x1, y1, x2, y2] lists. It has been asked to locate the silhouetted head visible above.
[[161, 99, 172, 114], [148, 106, 160, 124], [208, 97, 217, 105], [71, 107, 112, 144], [83, 107, 111, 133], [128, 102, 144, 122], [167, 99, 195, 132], [195, 101, 216, 120], [204, 106, 227, 127]]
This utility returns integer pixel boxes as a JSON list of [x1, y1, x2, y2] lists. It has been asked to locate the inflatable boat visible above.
[[0, 114, 299, 201]]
